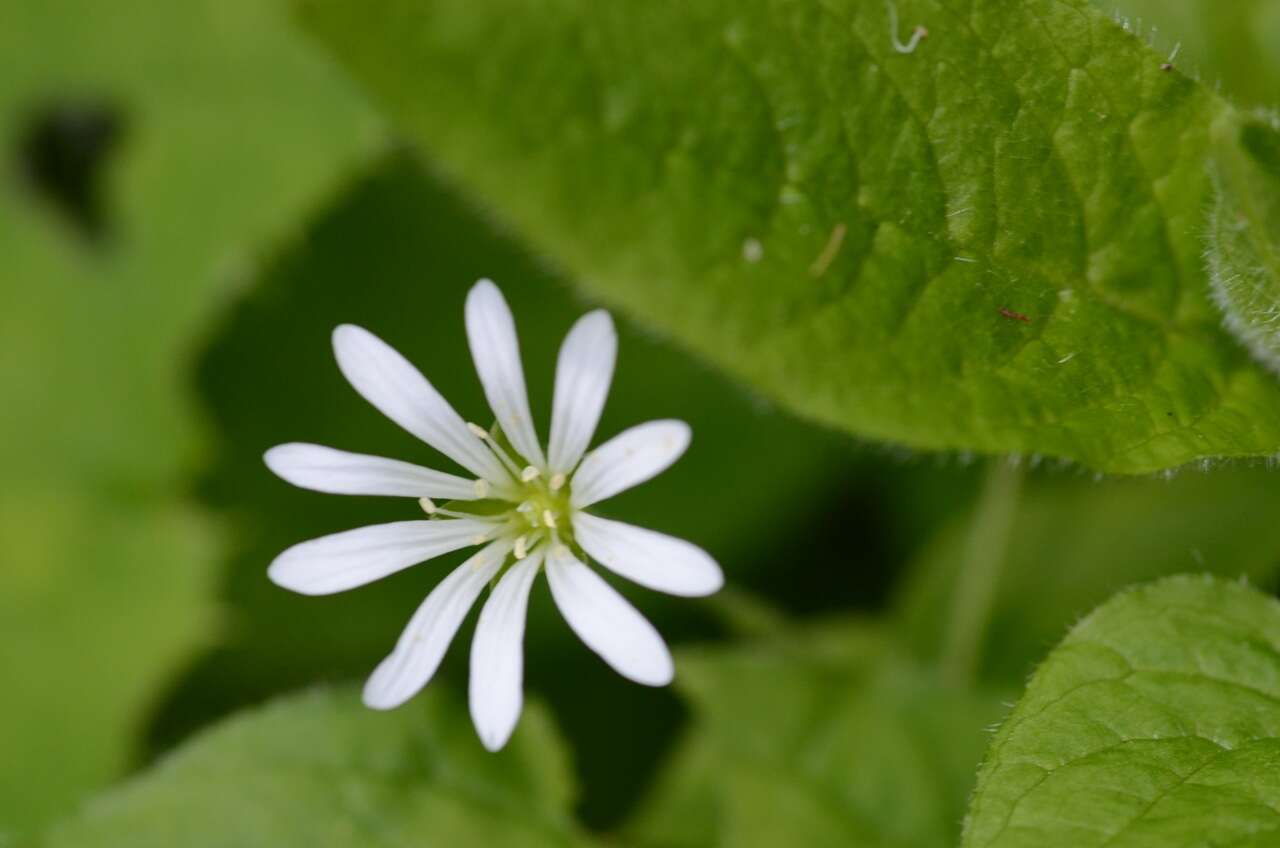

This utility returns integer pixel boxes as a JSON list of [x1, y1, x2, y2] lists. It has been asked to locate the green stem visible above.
[[942, 458, 1023, 687]]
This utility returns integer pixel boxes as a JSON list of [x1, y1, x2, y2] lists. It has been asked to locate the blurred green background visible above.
[[5, 0, 1280, 843]]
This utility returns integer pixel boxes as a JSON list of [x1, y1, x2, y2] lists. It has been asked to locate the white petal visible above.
[[332, 324, 508, 483], [545, 545, 673, 686], [465, 280, 546, 469], [268, 518, 492, 596], [264, 443, 478, 500], [469, 549, 543, 751], [573, 513, 723, 597], [570, 420, 691, 508], [547, 310, 617, 475], [363, 539, 512, 710]]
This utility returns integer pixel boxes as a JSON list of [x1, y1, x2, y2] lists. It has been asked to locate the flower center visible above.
[[509, 469, 573, 558], [431, 424, 580, 563]]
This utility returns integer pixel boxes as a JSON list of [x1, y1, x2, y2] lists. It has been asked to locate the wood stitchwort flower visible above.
[[264, 279, 723, 750]]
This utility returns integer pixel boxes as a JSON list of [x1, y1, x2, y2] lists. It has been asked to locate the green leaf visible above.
[[0, 0, 377, 832], [300, 0, 1280, 473], [37, 687, 592, 848], [0, 490, 218, 839], [629, 623, 1009, 848], [1207, 110, 1280, 374], [962, 575, 1280, 847], [896, 466, 1280, 685]]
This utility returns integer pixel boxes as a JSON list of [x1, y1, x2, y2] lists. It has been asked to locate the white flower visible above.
[[264, 279, 723, 751]]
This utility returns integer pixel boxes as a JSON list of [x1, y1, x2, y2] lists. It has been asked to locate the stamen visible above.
[[522, 536, 545, 563], [467, 420, 524, 480], [514, 534, 528, 560], [516, 501, 534, 513], [431, 506, 488, 520], [420, 496, 485, 520], [542, 509, 557, 529], [473, 479, 490, 498], [549, 472, 566, 492], [520, 465, 541, 482]]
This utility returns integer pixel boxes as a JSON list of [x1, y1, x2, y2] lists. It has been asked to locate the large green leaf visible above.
[[896, 466, 1280, 684], [299, 0, 1280, 473], [0, 0, 377, 832], [36, 687, 591, 848], [628, 623, 1008, 848], [963, 575, 1280, 847]]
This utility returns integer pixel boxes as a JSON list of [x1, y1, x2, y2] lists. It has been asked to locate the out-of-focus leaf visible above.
[[154, 152, 859, 826], [301, 0, 1280, 473], [628, 622, 1008, 848], [623, 732, 722, 848], [0, 490, 217, 837], [37, 687, 592, 848], [0, 0, 378, 832], [1102, 0, 1280, 109], [1206, 111, 1280, 375], [963, 576, 1280, 847], [896, 467, 1280, 684]]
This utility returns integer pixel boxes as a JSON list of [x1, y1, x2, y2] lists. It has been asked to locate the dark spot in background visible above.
[[17, 98, 125, 243]]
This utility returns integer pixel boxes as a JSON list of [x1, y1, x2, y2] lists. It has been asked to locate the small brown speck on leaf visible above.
[[999, 307, 1030, 324]]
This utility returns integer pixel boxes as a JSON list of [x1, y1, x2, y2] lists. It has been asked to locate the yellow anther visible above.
[[542, 509, 557, 529], [549, 472, 566, 491], [520, 465, 541, 482], [418, 497, 437, 515], [514, 535, 528, 560], [473, 479, 490, 498]]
